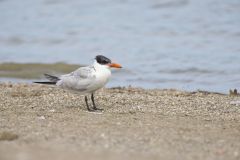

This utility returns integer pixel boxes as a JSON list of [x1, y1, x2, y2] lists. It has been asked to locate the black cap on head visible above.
[[95, 55, 111, 65]]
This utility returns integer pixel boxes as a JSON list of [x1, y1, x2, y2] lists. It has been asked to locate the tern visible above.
[[34, 55, 122, 111]]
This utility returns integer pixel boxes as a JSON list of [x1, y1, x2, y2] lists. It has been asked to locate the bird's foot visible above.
[[93, 106, 103, 111], [87, 108, 95, 112], [86, 107, 103, 112]]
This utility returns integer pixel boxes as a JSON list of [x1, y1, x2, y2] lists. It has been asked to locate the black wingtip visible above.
[[44, 74, 60, 82], [34, 81, 57, 85]]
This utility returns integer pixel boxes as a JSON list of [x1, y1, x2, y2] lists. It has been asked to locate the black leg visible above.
[[85, 96, 92, 111], [91, 93, 103, 111]]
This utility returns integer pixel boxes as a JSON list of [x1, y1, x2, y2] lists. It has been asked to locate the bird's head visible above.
[[95, 55, 122, 69]]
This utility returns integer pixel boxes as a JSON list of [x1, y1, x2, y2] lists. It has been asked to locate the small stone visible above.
[[38, 116, 46, 120], [49, 109, 55, 112]]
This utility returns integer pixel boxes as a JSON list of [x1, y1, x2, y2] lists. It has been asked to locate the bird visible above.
[[34, 55, 122, 111]]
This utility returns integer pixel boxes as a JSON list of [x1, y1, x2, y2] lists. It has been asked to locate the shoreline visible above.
[[0, 62, 237, 94], [0, 83, 240, 160]]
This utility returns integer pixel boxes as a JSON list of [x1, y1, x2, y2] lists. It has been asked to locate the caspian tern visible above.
[[34, 55, 122, 111]]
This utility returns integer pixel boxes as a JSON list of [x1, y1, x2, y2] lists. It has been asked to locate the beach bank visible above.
[[0, 83, 240, 160]]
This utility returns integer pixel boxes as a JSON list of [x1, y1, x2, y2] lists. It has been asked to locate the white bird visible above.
[[35, 55, 122, 111]]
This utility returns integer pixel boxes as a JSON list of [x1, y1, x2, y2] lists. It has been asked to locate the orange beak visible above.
[[108, 63, 122, 68]]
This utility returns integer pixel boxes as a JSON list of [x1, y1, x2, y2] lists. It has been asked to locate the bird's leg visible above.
[[85, 96, 93, 111], [91, 93, 103, 111]]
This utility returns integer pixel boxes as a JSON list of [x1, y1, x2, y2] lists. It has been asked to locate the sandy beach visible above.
[[0, 83, 240, 160]]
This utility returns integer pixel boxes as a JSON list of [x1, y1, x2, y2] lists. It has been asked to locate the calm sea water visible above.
[[0, 0, 240, 93]]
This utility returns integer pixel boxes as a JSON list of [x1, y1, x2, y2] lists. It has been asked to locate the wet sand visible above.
[[0, 83, 240, 160]]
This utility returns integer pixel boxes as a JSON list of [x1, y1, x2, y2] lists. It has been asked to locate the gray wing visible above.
[[56, 66, 96, 91]]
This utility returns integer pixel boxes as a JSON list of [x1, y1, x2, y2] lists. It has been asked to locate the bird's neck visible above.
[[93, 61, 110, 72], [93, 61, 111, 83]]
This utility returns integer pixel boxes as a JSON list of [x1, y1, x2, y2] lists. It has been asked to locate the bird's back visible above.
[[56, 66, 95, 92]]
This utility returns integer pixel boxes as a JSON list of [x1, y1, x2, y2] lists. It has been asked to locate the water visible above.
[[0, 0, 240, 93]]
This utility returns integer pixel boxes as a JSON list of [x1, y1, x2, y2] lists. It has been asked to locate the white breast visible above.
[[87, 64, 111, 92]]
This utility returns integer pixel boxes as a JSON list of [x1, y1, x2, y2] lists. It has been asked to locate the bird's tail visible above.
[[34, 74, 60, 85]]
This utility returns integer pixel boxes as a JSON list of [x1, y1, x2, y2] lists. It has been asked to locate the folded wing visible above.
[[57, 66, 96, 91]]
